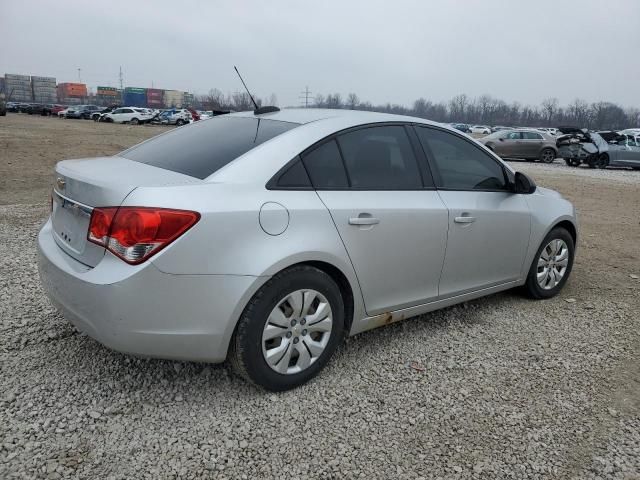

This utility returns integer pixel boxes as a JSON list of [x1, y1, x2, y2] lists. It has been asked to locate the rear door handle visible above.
[[454, 216, 476, 224], [349, 216, 380, 226]]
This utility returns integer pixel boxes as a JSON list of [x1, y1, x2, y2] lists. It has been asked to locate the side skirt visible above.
[[349, 280, 521, 335]]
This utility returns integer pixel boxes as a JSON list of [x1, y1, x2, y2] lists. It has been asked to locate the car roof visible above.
[[228, 108, 443, 129]]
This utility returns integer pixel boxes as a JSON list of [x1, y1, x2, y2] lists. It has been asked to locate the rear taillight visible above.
[[88, 207, 200, 265]]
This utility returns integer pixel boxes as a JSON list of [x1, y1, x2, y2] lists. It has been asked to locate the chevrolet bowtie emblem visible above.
[[56, 177, 66, 190]]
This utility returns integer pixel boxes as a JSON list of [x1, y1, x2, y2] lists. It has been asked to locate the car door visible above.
[[614, 135, 640, 166], [496, 131, 523, 157], [304, 125, 449, 315], [414, 125, 531, 298], [522, 131, 545, 157]]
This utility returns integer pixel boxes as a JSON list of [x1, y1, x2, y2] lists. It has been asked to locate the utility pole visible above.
[[77, 68, 82, 83], [119, 66, 124, 90], [299, 86, 312, 108]]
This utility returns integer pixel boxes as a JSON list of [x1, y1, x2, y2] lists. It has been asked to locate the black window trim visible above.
[[412, 124, 514, 193], [267, 122, 435, 191]]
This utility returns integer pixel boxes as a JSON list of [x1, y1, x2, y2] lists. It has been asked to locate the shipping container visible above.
[[183, 92, 195, 107], [97, 86, 119, 96], [57, 83, 88, 98], [146, 88, 164, 108], [163, 90, 183, 108], [123, 87, 147, 107], [5, 73, 30, 81], [31, 75, 56, 84]]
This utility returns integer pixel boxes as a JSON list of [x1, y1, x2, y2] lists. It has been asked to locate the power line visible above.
[[299, 86, 312, 108]]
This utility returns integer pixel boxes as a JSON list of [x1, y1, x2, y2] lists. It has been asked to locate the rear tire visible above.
[[540, 148, 556, 163], [229, 265, 345, 391], [523, 227, 575, 300], [130, 118, 139, 125], [176, 119, 184, 126]]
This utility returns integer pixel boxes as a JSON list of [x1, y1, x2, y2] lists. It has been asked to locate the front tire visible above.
[[229, 265, 345, 391], [176, 119, 185, 126], [523, 227, 575, 299], [597, 153, 609, 169]]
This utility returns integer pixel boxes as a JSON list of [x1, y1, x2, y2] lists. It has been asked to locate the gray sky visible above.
[[1, 0, 639, 108]]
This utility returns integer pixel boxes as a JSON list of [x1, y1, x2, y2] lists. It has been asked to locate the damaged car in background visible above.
[[556, 127, 640, 169]]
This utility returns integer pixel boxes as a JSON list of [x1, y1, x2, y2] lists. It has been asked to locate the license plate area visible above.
[[52, 191, 93, 255]]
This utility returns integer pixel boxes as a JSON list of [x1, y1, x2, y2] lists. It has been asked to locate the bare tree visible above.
[[325, 93, 343, 109], [346, 93, 359, 110], [541, 97, 559, 125], [267, 93, 278, 106]]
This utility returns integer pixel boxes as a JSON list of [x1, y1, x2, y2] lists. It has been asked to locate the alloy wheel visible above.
[[262, 289, 333, 375], [541, 149, 555, 163], [536, 239, 569, 290]]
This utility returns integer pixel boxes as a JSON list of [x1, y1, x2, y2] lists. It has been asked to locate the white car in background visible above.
[[470, 125, 492, 135], [537, 127, 558, 136], [162, 109, 193, 126], [101, 107, 154, 125]]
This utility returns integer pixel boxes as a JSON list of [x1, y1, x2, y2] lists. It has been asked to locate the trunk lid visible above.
[[51, 156, 201, 267]]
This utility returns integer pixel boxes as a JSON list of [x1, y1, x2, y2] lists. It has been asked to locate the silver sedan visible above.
[[38, 109, 578, 391]]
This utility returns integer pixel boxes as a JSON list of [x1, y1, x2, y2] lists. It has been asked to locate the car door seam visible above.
[[435, 190, 451, 298], [312, 190, 368, 313]]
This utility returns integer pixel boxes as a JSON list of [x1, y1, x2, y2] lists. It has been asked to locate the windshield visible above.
[[121, 116, 299, 179]]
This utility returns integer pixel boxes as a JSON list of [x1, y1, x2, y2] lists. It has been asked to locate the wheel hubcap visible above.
[[536, 239, 569, 290], [262, 289, 333, 375]]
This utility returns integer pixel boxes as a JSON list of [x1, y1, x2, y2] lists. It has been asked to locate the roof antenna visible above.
[[234, 66, 280, 115]]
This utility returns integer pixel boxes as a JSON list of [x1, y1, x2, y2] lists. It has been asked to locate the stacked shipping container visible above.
[[163, 90, 183, 108], [31, 76, 57, 103], [183, 92, 195, 107], [123, 87, 147, 107], [146, 88, 164, 108], [96, 86, 121, 105], [5, 74, 33, 102], [57, 82, 88, 104]]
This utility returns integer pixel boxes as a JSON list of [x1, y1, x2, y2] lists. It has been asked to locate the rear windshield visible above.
[[121, 116, 298, 179]]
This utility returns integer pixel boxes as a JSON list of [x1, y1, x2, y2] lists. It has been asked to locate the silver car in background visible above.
[[480, 128, 558, 163], [38, 109, 578, 391]]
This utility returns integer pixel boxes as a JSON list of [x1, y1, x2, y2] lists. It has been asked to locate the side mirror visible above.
[[514, 171, 536, 194], [499, 137, 505, 141]]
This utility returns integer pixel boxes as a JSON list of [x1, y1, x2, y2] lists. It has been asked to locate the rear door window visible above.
[[523, 132, 543, 140], [121, 116, 298, 179]]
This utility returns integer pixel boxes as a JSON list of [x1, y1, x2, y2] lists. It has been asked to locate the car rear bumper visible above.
[[37, 218, 266, 363]]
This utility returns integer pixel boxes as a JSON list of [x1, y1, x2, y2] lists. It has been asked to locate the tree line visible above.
[[195, 89, 638, 130], [312, 93, 639, 130]]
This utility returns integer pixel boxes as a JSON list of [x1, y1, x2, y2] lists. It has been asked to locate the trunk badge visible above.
[[56, 177, 66, 190]]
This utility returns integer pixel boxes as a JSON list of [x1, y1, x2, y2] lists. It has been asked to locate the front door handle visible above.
[[454, 216, 476, 224], [349, 216, 380, 226]]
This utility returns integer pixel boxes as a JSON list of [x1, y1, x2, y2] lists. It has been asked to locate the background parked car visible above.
[[491, 126, 514, 133], [100, 107, 154, 124], [480, 129, 557, 163], [594, 131, 640, 169], [66, 105, 101, 119], [92, 105, 121, 121], [159, 108, 193, 126], [449, 123, 471, 133], [470, 125, 492, 135]]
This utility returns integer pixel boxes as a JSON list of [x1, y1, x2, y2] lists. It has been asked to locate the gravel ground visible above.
[[1, 115, 639, 479]]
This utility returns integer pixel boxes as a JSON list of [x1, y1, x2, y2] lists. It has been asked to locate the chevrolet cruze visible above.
[[38, 108, 578, 391]]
